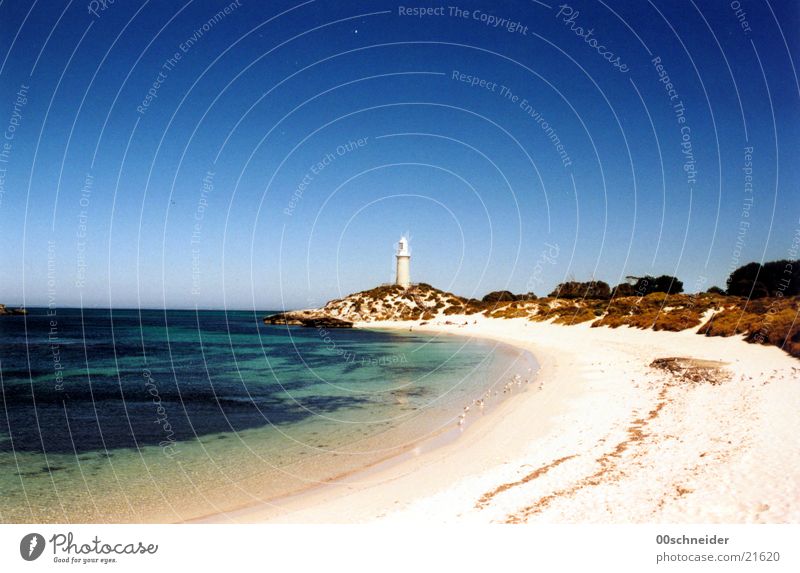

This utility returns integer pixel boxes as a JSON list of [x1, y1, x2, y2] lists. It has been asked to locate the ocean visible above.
[[0, 308, 535, 522]]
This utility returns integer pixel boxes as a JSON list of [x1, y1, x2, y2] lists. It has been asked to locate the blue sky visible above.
[[0, 0, 798, 309]]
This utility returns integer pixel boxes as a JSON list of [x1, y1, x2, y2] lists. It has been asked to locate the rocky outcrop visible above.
[[263, 283, 467, 327], [263, 311, 353, 328], [0, 304, 27, 316]]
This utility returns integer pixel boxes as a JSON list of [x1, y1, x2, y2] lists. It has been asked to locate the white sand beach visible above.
[[205, 316, 800, 524]]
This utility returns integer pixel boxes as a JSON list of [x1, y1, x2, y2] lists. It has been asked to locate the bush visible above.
[[699, 296, 800, 357], [549, 280, 611, 299], [481, 290, 537, 302], [625, 274, 684, 295], [726, 260, 800, 298], [706, 286, 726, 295], [487, 304, 532, 319], [482, 290, 517, 303], [612, 283, 636, 297], [593, 292, 720, 331], [552, 305, 598, 325]]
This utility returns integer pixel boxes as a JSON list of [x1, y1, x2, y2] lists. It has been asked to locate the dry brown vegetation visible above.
[[698, 296, 800, 357], [592, 292, 723, 331], [449, 292, 798, 358], [267, 284, 799, 359]]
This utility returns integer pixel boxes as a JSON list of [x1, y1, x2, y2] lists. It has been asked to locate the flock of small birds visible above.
[[457, 368, 542, 427]]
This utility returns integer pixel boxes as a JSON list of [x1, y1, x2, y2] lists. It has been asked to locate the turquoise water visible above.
[[0, 309, 535, 522]]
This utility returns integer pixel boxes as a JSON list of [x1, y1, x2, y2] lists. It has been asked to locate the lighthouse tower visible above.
[[395, 236, 411, 288]]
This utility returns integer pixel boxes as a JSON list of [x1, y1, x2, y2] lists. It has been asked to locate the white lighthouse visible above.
[[395, 236, 411, 288]]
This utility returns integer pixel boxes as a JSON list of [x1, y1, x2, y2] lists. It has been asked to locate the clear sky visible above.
[[0, 0, 798, 310]]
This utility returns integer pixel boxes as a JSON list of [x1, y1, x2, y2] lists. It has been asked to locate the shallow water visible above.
[[0, 309, 535, 522]]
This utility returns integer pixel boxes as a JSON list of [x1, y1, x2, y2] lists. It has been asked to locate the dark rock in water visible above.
[[263, 311, 353, 328], [262, 312, 304, 326], [0, 304, 27, 316], [302, 316, 353, 328]]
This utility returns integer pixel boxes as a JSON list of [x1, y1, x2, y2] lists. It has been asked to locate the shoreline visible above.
[[199, 315, 800, 523], [189, 327, 546, 523]]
